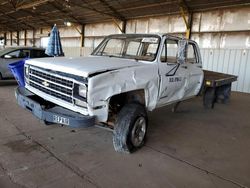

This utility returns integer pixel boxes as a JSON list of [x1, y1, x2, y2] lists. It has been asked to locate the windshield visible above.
[[92, 35, 161, 61], [0, 48, 16, 57]]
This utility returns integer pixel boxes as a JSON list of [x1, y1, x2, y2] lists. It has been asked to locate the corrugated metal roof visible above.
[[0, 0, 249, 31]]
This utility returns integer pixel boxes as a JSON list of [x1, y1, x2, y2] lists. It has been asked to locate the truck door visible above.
[[184, 42, 204, 97], [157, 38, 189, 107]]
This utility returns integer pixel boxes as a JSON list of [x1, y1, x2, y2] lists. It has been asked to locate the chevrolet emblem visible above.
[[42, 81, 50, 87]]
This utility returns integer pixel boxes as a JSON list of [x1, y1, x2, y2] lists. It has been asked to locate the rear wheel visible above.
[[113, 103, 148, 153], [0, 72, 2, 80]]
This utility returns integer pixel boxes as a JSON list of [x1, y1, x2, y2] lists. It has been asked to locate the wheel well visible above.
[[108, 90, 146, 124], [109, 89, 145, 108]]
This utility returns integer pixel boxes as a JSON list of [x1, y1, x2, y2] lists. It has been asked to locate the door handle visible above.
[[181, 65, 188, 69]]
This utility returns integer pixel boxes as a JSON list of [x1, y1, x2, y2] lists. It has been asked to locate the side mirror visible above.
[[4, 54, 12, 59], [177, 39, 188, 64]]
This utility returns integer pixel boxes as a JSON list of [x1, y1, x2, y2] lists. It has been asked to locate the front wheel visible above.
[[113, 103, 148, 153]]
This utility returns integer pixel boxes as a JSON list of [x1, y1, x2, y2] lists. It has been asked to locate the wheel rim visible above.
[[131, 116, 146, 147]]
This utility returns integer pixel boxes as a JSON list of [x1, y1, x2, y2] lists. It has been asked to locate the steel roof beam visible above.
[[15, 0, 52, 10], [49, 1, 84, 25], [98, 0, 125, 21], [0, 9, 34, 31], [72, 0, 122, 21]]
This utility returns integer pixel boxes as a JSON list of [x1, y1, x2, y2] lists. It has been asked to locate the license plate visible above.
[[53, 115, 69, 125]]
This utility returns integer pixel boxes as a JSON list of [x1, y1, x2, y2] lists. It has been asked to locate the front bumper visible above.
[[15, 87, 95, 128]]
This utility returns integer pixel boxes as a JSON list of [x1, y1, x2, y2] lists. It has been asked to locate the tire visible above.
[[0, 72, 2, 80], [215, 84, 231, 104], [203, 87, 216, 109], [113, 103, 148, 153]]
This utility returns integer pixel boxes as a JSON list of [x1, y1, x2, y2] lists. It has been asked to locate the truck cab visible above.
[[16, 34, 204, 153], [156, 35, 203, 106]]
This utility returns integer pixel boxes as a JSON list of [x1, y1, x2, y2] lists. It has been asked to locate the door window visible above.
[[187, 44, 197, 64], [32, 50, 49, 58], [161, 39, 178, 63], [6, 49, 30, 58], [6, 50, 20, 58]]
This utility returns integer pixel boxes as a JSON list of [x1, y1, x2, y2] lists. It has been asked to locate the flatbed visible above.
[[202, 70, 237, 108]]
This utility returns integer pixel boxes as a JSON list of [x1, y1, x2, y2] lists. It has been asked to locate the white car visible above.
[[0, 47, 50, 80], [16, 34, 204, 153]]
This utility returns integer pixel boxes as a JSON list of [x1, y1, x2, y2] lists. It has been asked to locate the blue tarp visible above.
[[45, 24, 64, 57], [8, 59, 26, 87]]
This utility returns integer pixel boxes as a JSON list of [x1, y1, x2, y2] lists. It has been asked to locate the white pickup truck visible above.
[[16, 34, 235, 153]]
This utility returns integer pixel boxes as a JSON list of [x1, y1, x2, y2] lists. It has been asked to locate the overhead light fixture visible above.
[[64, 21, 72, 27]]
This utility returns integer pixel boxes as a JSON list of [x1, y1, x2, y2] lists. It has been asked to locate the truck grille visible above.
[[29, 67, 74, 103]]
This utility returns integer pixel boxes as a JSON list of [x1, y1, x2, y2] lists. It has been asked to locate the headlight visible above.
[[24, 65, 30, 84], [25, 65, 29, 78], [78, 84, 87, 98]]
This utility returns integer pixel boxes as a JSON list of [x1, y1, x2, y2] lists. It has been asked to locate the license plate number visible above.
[[53, 115, 69, 125]]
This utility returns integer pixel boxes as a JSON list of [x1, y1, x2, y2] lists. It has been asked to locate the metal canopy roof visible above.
[[0, 0, 249, 32]]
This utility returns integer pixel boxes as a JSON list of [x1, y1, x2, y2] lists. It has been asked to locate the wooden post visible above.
[[17, 31, 19, 46], [4, 32, 7, 45], [24, 30, 27, 46], [122, 20, 127, 34], [10, 32, 13, 46], [80, 24, 85, 47], [186, 12, 193, 39], [32, 29, 35, 47]]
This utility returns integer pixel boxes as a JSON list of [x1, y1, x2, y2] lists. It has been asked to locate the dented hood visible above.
[[25, 56, 144, 77]]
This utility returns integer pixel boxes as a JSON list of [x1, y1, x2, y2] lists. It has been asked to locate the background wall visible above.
[[0, 7, 250, 93]]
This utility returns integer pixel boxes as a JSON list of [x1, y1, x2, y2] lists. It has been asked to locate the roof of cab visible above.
[[106, 33, 187, 40]]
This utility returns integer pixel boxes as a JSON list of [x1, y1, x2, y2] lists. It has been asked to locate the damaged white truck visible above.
[[15, 34, 236, 153]]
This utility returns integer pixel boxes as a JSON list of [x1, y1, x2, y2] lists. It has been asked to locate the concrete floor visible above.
[[0, 80, 250, 188]]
